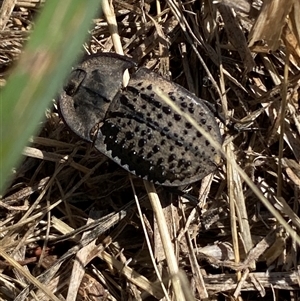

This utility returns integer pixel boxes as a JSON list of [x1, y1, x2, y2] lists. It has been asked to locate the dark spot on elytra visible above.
[[185, 122, 192, 129], [138, 139, 147, 147], [157, 158, 164, 164], [174, 114, 181, 121], [178, 159, 185, 166], [125, 132, 134, 140], [147, 151, 154, 158], [153, 145, 160, 153], [181, 102, 187, 108], [120, 95, 129, 105], [154, 101, 162, 108], [163, 106, 172, 114], [188, 107, 195, 114], [162, 127, 169, 134]]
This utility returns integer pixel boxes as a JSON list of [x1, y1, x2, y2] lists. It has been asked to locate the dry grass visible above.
[[1, 0, 300, 300]]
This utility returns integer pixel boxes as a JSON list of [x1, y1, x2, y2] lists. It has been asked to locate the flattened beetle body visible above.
[[59, 53, 221, 186]]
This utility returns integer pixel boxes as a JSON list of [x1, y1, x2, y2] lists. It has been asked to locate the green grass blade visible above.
[[0, 0, 101, 193]]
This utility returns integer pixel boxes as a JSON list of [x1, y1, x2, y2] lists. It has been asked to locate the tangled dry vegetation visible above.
[[1, 0, 300, 300]]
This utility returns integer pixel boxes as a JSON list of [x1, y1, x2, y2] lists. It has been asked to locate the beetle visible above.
[[58, 53, 221, 186]]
